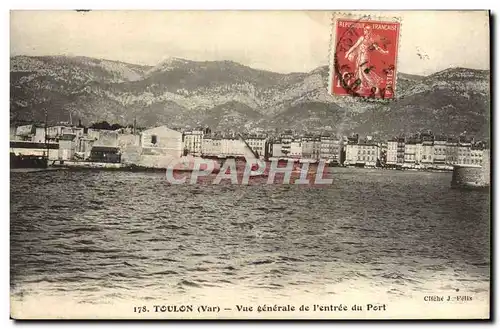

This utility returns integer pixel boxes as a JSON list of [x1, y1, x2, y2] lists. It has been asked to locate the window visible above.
[[151, 135, 158, 144]]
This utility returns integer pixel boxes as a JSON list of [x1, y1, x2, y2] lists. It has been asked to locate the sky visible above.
[[10, 10, 490, 75]]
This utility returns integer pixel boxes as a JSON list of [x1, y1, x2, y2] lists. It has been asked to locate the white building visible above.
[[457, 141, 472, 165], [421, 140, 434, 165], [404, 141, 418, 164], [301, 136, 321, 160], [289, 140, 302, 158], [272, 142, 284, 158], [386, 139, 398, 165], [245, 137, 267, 158], [10, 140, 59, 161], [470, 147, 484, 166], [202, 136, 222, 157], [357, 143, 380, 167], [344, 144, 359, 165], [280, 131, 293, 156], [132, 125, 183, 168], [15, 125, 34, 141], [445, 139, 459, 165], [433, 139, 447, 164], [319, 135, 342, 163], [183, 129, 204, 156], [220, 138, 246, 157]]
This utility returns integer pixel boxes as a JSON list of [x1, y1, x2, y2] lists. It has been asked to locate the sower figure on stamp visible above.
[[345, 25, 389, 94]]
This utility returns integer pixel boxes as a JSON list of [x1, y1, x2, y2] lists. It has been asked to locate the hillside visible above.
[[10, 55, 490, 139]]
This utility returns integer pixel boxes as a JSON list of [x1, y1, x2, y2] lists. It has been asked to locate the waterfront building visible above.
[[264, 139, 274, 159], [220, 137, 247, 157], [33, 127, 47, 143], [13, 125, 46, 143], [357, 142, 380, 167], [201, 135, 212, 157], [58, 133, 77, 161], [421, 134, 434, 166], [88, 128, 119, 147], [445, 138, 459, 165], [415, 139, 423, 164], [280, 130, 293, 157], [343, 135, 360, 166], [404, 139, 418, 165], [86, 128, 99, 141], [386, 138, 398, 165], [396, 137, 405, 165], [457, 137, 473, 165], [76, 135, 96, 160], [116, 132, 141, 163], [301, 135, 320, 160], [289, 139, 302, 159], [379, 141, 388, 166], [116, 132, 141, 149], [141, 126, 183, 157], [46, 125, 64, 139], [201, 135, 222, 157], [471, 143, 484, 166], [89, 146, 121, 163], [9, 141, 59, 161], [10, 122, 490, 170], [15, 125, 35, 141], [183, 129, 204, 156], [344, 144, 358, 166], [13, 124, 74, 143], [48, 125, 85, 141], [433, 136, 447, 165], [128, 125, 184, 168], [319, 135, 342, 164], [245, 135, 267, 158], [271, 141, 284, 158]]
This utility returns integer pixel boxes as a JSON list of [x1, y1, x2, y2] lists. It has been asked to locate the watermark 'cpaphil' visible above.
[[165, 158, 334, 185]]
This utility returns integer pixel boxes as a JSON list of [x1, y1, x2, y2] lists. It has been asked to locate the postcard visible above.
[[10, 10, 490, 320]]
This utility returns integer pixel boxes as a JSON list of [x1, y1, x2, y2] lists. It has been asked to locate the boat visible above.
[[238, 134, 269, 177], [10, 152, 48, 169], [10, 110, 51, 170], [168, 155, 221, 174]]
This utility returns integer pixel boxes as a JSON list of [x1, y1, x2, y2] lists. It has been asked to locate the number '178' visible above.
[[134, 306, 148, 313]]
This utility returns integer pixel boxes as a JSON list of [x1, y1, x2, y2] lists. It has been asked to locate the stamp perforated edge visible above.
[[327, 11, 403, 103]]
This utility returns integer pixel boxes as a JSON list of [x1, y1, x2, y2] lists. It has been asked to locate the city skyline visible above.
[[10, 118, 490, 141], [10, 120, 489, 172]]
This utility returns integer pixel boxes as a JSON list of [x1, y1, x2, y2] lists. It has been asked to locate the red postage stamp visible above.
[[330, 16, 401, 100]]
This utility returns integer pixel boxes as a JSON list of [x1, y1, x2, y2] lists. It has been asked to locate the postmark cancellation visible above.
[[329, 12, 402, 101]]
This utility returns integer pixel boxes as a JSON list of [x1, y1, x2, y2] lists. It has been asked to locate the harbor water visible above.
[[10, 168, 490, 318]]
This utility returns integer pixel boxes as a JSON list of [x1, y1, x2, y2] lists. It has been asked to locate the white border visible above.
[[3, 1, 497, 329]]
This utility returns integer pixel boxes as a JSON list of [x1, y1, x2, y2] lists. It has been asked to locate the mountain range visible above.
[[10, 55, 490, 139]]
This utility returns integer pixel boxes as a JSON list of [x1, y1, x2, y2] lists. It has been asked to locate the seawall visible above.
[[451, 150, 490, 189]]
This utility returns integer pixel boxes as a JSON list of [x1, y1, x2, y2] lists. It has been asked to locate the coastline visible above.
[[44, 160, 456, 174]]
